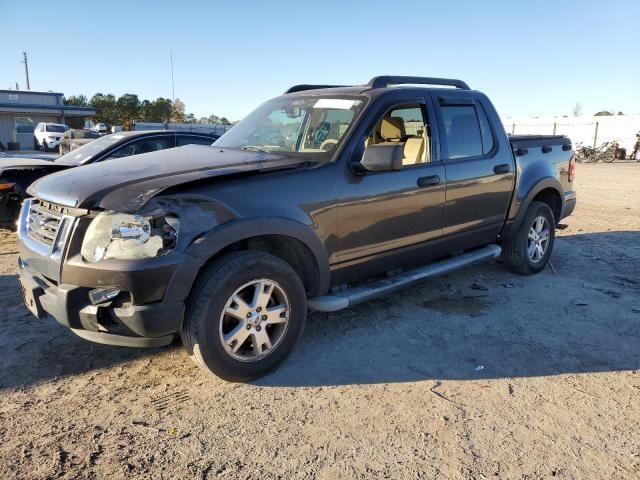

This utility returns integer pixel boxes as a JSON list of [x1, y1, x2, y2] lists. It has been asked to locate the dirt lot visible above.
[[0, 163, 638, 479]]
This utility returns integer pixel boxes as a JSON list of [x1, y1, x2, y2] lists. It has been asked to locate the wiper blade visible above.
[[242, 146, 270, 154]]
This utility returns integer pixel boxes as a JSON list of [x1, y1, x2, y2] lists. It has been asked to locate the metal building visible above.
[[0, 90, 94, 150]]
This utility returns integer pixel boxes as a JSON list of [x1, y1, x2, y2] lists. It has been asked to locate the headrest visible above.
[[380, 116, 406, 140]]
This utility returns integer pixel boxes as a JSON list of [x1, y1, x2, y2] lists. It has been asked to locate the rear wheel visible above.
[[502, 201, 555, 275], [181, 251, 307, 382]]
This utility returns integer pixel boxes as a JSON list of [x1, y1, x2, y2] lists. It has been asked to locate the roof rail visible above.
[[367, 76, 470, 90], [284, 84, 347, 94]]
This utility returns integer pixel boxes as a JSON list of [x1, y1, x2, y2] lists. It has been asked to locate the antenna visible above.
[[21, 51, 31, 90], [170, 50, 175, 103]]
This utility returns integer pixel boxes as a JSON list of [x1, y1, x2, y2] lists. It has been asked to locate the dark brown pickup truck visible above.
[[16, 76, 576, 381]]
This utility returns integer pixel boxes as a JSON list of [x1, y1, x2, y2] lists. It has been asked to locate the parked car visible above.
[[58, 129, 101, 155], [92, 123, 108, 134], [0, 130, 216, 226], [16, 76, 576, 382], [33, 123, 69, 151]]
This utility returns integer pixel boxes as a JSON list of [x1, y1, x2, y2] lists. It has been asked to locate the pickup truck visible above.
[[16, 76, 576, 382]]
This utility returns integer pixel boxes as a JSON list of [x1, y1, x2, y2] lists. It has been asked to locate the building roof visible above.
[[0, 103, 95, 117], [0, 89, 63, 96]]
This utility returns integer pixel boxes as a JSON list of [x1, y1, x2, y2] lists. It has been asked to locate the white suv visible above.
[[92, 123, 108, 134], [34, 123, 69, 151]]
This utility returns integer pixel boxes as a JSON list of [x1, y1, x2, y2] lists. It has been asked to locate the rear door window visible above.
[[440, 105, 483, 159], [176, 135, 214, 146], [476, 104, 494, 154], [105, 136, 174, 160]]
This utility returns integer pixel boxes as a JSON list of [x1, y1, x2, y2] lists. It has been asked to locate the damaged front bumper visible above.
[[17, 253, 191, 347], [16, 199, 203, 348]]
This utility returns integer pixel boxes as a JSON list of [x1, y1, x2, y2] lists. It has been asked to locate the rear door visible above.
[[434, 94, 515, 246]]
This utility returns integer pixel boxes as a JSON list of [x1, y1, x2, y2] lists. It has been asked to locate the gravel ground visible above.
[[0, 162, 639, 479]]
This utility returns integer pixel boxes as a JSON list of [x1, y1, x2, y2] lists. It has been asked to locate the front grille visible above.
[[26, 200, 65, 247]]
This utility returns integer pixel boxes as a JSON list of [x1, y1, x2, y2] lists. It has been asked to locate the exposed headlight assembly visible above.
[[81, 211, 180, 262]]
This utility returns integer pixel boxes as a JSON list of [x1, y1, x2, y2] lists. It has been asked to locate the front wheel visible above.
[[181, 251, 307, 382], [502, 201, 555, 275]]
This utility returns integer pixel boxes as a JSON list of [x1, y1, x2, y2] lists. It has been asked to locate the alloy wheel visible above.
[[527, 216, 550, 263], [218, 279, 290, 362]]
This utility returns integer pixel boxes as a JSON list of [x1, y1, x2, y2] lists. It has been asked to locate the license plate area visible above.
[[19, 276, 45, 318]]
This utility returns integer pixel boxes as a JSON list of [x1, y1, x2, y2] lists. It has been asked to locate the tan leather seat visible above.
[[379, 117, 406, 142], [403, 136, 425, 165]]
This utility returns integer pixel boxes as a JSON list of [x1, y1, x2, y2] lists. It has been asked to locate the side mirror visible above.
[[357, 143, 403, 172]]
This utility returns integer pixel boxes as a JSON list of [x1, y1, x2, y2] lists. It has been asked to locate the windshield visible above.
[[46, 124, 66, 133], [214, 95, 366, 156], [55, 133, 125, 164]]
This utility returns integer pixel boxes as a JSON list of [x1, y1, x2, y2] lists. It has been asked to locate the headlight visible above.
[[81, 211, 180, 262]]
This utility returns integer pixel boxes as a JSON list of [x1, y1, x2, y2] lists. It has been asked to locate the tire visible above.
[[33, 138, 38, 150], [181, 251, 307, 382], [41, 139, 48, 152], [502, 201, 555, 275]]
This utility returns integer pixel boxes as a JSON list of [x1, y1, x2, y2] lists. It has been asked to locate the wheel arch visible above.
[[505, 177, 564, 239], [183, 217, 330, 298]]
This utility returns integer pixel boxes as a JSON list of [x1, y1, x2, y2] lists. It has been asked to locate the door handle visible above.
[[417, 175, 441, 187], [494, 163, 511, 174]]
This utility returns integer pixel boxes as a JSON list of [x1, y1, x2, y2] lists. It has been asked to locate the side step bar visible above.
[[308, 244, 502, 312]]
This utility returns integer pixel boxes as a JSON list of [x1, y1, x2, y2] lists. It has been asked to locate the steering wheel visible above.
[[314, 122, 331, 145], [319, 139, 338, 152]]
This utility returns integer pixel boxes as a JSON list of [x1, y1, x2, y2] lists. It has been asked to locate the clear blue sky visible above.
[[1, 0, 638, 120]]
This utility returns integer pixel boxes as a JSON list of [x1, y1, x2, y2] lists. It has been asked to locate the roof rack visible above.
[[367, 76, 470, 90], [284, 84, 347, 94]]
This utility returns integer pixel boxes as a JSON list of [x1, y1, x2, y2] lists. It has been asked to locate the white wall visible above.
[[502, 115, 640, 150]]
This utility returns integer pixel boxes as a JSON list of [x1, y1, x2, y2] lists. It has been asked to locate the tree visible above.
[[116, 94, 142, 130], [171, 98, 186, 123], [220, 117, 231, 125], [572, 102, 582, 117], [64, 94, 89, 106], [185, 113, 197, 124], [90, 93, 119, 126], [141, 98, 173, 123], [594, 110, 613, 116]]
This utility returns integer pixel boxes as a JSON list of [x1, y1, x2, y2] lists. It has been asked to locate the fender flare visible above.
[[506, 177, 564, 239], [172, 217, 331, 299]]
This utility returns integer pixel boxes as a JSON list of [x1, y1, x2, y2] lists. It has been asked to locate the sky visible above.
[[1, 0, 639, 121]]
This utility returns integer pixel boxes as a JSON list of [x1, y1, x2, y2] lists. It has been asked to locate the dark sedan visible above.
[[0, 130, 218, 227]]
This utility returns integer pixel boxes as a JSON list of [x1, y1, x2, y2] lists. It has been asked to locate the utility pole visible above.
[[170, 50, 175, 103], [21, 51, 31, 90]]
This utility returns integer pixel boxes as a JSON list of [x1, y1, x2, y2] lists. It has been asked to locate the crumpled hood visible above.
[[27, 144, 310, 212]]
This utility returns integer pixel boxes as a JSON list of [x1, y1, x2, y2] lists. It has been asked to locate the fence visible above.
[[133, 122, 232, 137], [503, 114, 640, 151]]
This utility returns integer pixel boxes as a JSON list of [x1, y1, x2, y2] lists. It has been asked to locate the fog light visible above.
[[88, 287, 120, 305]]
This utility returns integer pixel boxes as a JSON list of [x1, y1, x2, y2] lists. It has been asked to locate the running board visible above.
[[308, 244, 502, 312]]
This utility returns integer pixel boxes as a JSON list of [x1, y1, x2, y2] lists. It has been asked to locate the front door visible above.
[[335, 100, 446, 281]]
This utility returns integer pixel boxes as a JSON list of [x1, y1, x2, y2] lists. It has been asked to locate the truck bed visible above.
[[509, 134, 572, 150]]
